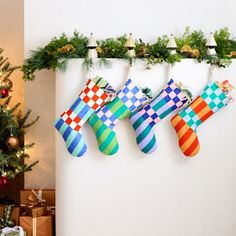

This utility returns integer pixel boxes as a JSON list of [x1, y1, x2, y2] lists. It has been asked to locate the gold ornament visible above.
[[181, 45, 200, 58], [191, 49, 200, 58], [226, 51, 236, 58], [96, 47, 103, 54], [7, 135, 20, 148], [57, 44, 76, 54], [1, 79, 13, 90]]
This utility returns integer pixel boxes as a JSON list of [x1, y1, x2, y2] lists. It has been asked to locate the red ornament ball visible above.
[[0, 88, 9, 98], [0, 175, 9, 187]]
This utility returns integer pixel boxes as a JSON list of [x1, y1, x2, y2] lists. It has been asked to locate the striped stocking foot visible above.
[[55, 77, 115, 157], [171, 80, 232, 157], [129, 79, 190, 154], [88, 78, 149, 155]]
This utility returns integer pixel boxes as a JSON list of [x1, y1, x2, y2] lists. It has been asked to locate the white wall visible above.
[[24, 0, 236, 235], [56, 59, 236, 236]]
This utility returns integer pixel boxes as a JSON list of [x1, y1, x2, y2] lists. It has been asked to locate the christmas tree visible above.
[[0, 48, 39, 187]]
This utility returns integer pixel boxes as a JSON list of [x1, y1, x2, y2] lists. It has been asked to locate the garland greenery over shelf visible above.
[[22, 27, 236, 81]]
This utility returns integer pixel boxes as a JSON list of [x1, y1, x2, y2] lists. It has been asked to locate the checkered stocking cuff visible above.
[[95, 78, 149, 129], [79, 79, 109, 110], [60, 79, 110, 131], [138, 79, 188, 127], [117, 78, 148, 110], [201, 81, 230, 112], [179, 80, 230, 131]]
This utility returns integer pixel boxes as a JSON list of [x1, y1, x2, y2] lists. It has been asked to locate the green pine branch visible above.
[[21, 27, 236, 81]]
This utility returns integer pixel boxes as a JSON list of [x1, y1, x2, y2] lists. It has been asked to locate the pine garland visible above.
[[22, 27, 236, 81]]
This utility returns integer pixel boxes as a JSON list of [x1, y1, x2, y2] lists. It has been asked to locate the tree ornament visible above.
[[167, 34, 178, 55], [125, 33, 136, 57], [0, 88, 9, 98], [0, 175, 9, 187], [7, 135, 20, 148], [87, 33, 98, 59], [206, 32, 217, 56], [1, 79, 13, 90]]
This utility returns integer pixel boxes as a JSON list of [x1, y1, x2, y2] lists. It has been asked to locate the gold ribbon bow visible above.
[[176, 82, 193, 103], [216, 80, 234, 93], [25, 190, 47, 208]]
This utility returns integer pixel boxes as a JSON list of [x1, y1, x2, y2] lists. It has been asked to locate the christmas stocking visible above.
[[88, 78, 149, 155], [171, 80, 233, 157], [129, 79, 190, 154], [55, 77, 115, 157]]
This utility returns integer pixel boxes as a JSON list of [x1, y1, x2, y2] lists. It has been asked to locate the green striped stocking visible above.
[[88, 78, 149, 155]]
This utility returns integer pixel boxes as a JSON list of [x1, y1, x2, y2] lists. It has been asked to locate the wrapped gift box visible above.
[[20, 190, 55, 236], [19, 216, 53, 236], [0, 205, 20, 225], [25, 206, 47, 218], [20, 190, 55, 207]]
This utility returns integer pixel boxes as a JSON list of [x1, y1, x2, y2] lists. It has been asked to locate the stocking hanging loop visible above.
[[209, 64, 216, 82], [169, 64, 174, 80]]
